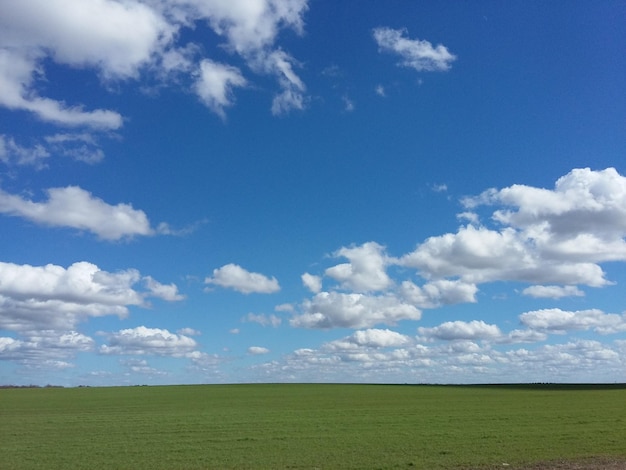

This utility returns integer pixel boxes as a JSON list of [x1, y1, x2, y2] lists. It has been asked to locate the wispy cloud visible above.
[[373, 27, 456, 72], [205, 264, 280, 294]]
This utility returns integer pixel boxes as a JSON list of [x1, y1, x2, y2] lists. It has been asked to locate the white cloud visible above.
[[325, 242, 392, 292], [0, 0, 172, 77], [194, 59, 247, 118], [205, 263, 280, 294], [261, 49, 307, 115], [0, 49, 124, 129], [418, 320, 502, 341], [144, 276, 185, 301], [0, 330, 94, 368], [172, 0, 309, 115], [100, 326, 197, 356], [503, 340, 622, 381], [301, 272, 322, 293], [0, 260, 182, 333], [520, 308, 626, 335], [179, 0, 307, 52], [290, 291, 421, 329], [0, 185, 155, 240], [325, 329, 411, 350], [0, 0, 310, 125], [177, 327, 201, 336], [248, 346, 270, 355], [274, 303, 294, 312], [373, 27, 456, 72], [44, 133, 105, 164], [375, 85, 386, 96], [400, 224, 610, 287], [0, 0, 174, 125], [0, 135, 50, 168], [399, 279, 477, 308], [522, 285, 584, 299], [244, 313, 282, 327], [465, 168, 626, 263]]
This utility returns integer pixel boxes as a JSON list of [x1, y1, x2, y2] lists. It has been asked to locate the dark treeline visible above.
[[0, 384, 64, 389]]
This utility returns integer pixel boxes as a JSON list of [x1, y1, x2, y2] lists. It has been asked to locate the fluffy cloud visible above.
[[0, 261, 182, 333], [205, 264, 280, 294], [522, 285, 584, 299], [194, 59, 247, 118], [373, 27, 456, 72], [399, 168, 626, 290], [244, 313, 282, 327], [180, 0, 309, 114], [418, 320, 502, 341], [325, 329, 411, 350], [0, 0, 172, 77], [465, 168, 626, 262], [0, 185, 155, 240], [255, 333, 622, 384], [399, 279, 477, 308], [0, 0, 310, 128], [290, 291, 421, 329], [0, 330, 94, 368], [520, 308, 626, 335], [325, 242, 392, 292], [400, 225, 609, 287], [248, 346, 270, 355], [100, 326, 197, 356], [0, 0, 168, 129], [301, 273, 322, 293], [144, 277, 186, 301]]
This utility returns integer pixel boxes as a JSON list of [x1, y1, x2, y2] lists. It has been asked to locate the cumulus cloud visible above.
[[100, 326, 197, 356], [373, 27, 456, 72], [418, 320, 502, 341], [464, 168, 626, 263], [522, 285, 584, 299], [0, 0, 310, 127], [520, 308, 626, 335], [399, 279, 477, 308], [194, 59, 247, 118], [0, 330, 94, 368], [325, 242, 392, 292], [0, 185, 156, 240], [205, 263, 280, 294], [290, 291, 421, 329], [301, 273, 322, 293], [325, 329, 411, 350], [248, 346, 270, 355], [244, 313, 282, 327], [400, 223, 610, 288], [0, 0, 162, 129], [0, 260, 182, 333], [144, 276, 185, 301], [164, 0, 310, 115]]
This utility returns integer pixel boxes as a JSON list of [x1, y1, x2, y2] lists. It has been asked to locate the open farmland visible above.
[[1, 384, 624, 469]]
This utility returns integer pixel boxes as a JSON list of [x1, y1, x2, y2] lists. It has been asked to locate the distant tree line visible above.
[[0, 384, 64, 389]]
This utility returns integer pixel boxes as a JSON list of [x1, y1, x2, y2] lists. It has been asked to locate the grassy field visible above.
[[0, 383, 624, 469]]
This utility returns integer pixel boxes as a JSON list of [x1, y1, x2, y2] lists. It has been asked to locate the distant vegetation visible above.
[[1, 383, 624, 469], [0, 384, 64, 389]]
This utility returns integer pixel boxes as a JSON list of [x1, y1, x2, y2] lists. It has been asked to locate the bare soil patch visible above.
[[510, 457, 626, 469]]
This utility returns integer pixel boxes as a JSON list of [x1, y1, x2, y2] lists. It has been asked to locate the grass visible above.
[[0, 383, 624, 469]]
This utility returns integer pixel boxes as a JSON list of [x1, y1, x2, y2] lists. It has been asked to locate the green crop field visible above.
[[1, 383, 624, 469]]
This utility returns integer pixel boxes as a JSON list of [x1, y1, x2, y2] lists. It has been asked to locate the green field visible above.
[[1, 384, 624, 469]]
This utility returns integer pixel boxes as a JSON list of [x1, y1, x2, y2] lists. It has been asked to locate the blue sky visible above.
[[1, 0, 625, 386]]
